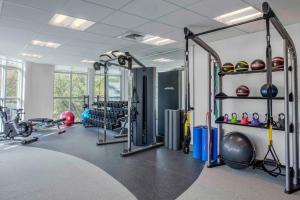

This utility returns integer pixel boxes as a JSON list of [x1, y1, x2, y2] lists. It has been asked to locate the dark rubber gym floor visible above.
[[29, 126, 204, 200]]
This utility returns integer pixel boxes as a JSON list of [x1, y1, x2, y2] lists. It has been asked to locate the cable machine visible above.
[[93, 51, 163, 156], [94, 51, 132, 145], [184, 2, 299, 194]]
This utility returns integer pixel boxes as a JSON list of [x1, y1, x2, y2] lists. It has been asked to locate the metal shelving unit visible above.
[[184, 2, 299, 194]]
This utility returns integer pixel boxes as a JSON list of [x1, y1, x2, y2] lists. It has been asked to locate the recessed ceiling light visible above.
[[49, 14, 95, 31], [214, 6, 262, 25], [81, 59, 96, 63], [21, 53, 43, 58], [152, 58, 174, 63], [32, 40, 61, 48], [142, 34, 176, 46]]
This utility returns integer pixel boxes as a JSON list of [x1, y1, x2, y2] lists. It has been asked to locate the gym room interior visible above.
[[0, 0, 300, 199]]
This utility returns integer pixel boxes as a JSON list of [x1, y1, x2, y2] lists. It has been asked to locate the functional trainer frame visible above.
[[184, 2, 299, 194], [94, 51, 163, 156]]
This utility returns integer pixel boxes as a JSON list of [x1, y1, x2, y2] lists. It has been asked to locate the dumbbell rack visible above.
[[184, 2, 299, 194], [93, 100, 128, 145]]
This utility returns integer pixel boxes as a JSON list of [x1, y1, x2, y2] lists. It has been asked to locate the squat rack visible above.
[[184, 2, 299, 194]]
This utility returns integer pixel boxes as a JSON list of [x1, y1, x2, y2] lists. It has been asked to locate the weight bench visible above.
[[28, 118, 66, 134]]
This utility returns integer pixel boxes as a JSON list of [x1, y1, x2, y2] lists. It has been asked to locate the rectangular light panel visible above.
[[21, 53, 43, 58], [142, 35, 176, 46], [214, 6, 262, 25], [49, 14, 95, 31], [81, 59, 96, 63], [32, 40, 61, 48], [152, 58, 174, 63]]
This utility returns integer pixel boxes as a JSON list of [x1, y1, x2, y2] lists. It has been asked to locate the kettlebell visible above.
[[251, 112, 260, 126], [230, 113, 238, 124], [240, 112, 249, 125], [223, 114, 229, 123], [277, 113, 285, 129]]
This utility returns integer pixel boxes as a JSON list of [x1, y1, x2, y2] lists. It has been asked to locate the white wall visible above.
[[24, 62, 54, 120], [190, 22, 300, 164]]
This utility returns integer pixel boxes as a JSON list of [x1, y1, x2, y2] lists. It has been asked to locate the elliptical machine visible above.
[[0, 106, 38, 144]]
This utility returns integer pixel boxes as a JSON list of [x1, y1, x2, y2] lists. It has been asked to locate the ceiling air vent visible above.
[[118, 32, 144, 42]]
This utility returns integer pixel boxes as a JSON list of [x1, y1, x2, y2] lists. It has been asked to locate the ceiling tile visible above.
[[266, 0, 300, 25], [164, 0, 204, 7], [134, 21, 179, 36], [188, 0, 250, 18], [1, 1, 53, 24], [121, 0, 179, 20], [23, 45, 59, 55], [0, 16, 46, 33], [201, 28, 245, 42], [59, 0, 115, 22], [4, 0, 68, 12], [86, 23, 128, 37], [101, 11, 149, 29], [236, 19, 265, 33], [241, 0, 264, 6], [33, 33, 72, 45], [83, 0, 133, 9], [157, 8, 219, 28]]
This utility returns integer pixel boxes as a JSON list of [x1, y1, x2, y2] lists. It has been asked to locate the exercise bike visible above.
[[0, 106, 38, 144]]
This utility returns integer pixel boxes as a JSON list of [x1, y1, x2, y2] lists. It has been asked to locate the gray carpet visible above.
[[0, 146, 137, 200], [177, 165, 300, 200]]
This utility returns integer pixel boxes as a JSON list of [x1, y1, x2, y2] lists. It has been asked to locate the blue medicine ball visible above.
[[260, 84, 278, 97]]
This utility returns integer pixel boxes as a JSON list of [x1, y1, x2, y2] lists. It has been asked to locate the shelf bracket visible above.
[[289, 123, 294, 133], [289, 93, 294, 102]]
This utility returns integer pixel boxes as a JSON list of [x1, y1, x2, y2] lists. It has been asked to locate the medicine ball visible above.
[[235, 61, 249, 72], [236, 85, 250, 97], [251, 59, 265, 71], [272, 57, 284, 69], [260, 84, 278, 97], [222, 63, 234, 73], [221, 132, 256, 169]]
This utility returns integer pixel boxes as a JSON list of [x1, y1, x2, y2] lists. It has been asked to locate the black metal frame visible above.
[[184, 2, 299, 194]]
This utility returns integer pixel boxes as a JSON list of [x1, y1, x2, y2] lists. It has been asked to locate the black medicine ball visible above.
[[260, 84, 278, 97], [272, 57, 284, 69], [235, 61, 249, 72], [222, 63, 234, 73], [236, 85, 250, 97], [251, 59, 265, 71]]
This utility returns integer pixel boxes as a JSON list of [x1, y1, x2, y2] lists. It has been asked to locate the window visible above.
[[53, 67, 87, 120], [0, 58, 24, 109], [108, 75, 121, 101], [94, 68, 121, 101]]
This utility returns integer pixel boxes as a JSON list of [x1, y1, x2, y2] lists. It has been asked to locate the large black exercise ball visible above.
[[221, 132, 255, 169], [260, 84, 278, 97]]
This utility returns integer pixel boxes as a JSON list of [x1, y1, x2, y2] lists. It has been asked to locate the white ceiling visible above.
[[0, 0, 299, 70]]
